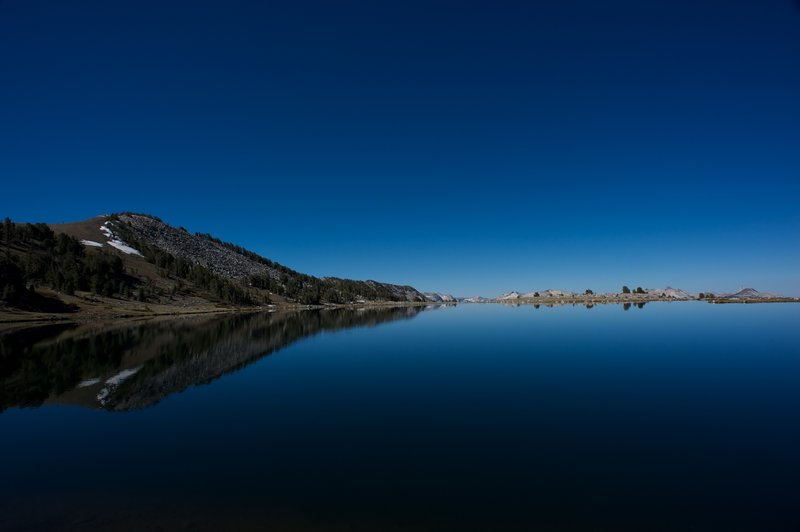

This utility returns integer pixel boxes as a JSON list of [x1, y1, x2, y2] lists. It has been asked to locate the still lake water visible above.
[[1, 303, 799, 531]]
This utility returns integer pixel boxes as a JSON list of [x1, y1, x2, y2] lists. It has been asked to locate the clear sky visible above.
[[1, 0, 799, 296]]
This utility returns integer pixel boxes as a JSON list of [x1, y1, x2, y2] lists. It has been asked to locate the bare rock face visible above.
[[423, 292, 457, 302], [645, 287, 694, 300], [115, 213, 278, 280], [496, 291, 521, 300], [360, 280, 425, 302]]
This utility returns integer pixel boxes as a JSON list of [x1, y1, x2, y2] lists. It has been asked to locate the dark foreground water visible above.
[[1, 303, 799, 531]]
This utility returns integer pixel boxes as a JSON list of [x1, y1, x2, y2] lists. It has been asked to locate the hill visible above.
[[1, 213, 427, 317], [497, 291, 521, 300], [422, 292, 457, 302], [645, 287, 694, 300], [716, 288, 783, 301]]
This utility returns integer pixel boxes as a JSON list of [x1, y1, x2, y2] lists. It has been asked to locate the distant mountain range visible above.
[[460, 296, 491, 303], [480, 287, 792, 302]]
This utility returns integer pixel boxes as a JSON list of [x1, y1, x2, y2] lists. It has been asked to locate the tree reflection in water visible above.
[[0, 305, 439, 412]]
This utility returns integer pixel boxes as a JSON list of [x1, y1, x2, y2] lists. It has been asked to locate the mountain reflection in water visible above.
[[0, 305, 437, 412]]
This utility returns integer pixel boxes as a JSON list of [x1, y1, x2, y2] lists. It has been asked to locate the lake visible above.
[[1, 302, 799, 531]]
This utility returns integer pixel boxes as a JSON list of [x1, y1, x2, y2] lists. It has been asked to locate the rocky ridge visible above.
[[423, 292, 458, 302], [114, 213, 275, 280], [110, 213, 427, 303]]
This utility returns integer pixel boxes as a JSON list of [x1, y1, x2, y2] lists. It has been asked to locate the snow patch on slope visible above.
[[107, 239, 143, 256], [99, 222, 143, 256]]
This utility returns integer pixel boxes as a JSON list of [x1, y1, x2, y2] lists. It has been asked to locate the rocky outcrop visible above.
[[645, 287, 694, 300], [497, 291, 521, 300], [423, 292, 457, 302], [114, 213, 276, 280], [461, 296, 490, 303], [525, 289, 577, 298]]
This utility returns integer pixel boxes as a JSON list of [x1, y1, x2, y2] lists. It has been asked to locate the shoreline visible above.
[[0, 300, 436, 327], [492, 296, 800, 306], [3, 296, 798, 327]]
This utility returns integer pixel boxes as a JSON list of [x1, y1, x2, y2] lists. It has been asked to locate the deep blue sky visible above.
[[2, 0, 799, 296]]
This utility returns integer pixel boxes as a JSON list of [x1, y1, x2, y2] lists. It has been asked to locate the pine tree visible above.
[[3, 217, 11, 260]]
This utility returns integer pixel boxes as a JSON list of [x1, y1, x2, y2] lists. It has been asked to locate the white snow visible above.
[[80, 240, 104, 248], [98, 223, 143, 256], [107, 238, 143, 256]]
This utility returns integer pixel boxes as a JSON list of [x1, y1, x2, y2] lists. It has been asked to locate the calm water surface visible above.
[[1, 303, 799, 531]]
